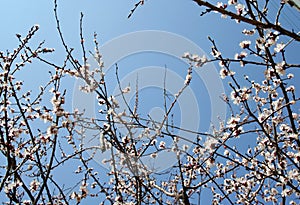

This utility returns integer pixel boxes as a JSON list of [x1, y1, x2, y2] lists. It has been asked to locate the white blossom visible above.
[[30, 180, 40, 192], [239, 40, 251, 49]]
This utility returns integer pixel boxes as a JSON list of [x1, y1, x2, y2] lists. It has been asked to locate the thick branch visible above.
[[193, 0, 300, 41]]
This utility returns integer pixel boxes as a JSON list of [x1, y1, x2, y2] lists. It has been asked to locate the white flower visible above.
[[182, 52, 190, 58], [265, 32, 279, 47], [219, 68, 228, 79], [195, 55, 208, 67], [150, 152, 157, 158], [30, 179, 40, 192], [184, 74, 192, 85], [287, 73, 294, 79], [80, 182, 88, 198], [274, 43, 285, 53], [122, 86, 130, 94], [234, 51, 247, 60], [182, 144, 189, 151], [217, 2, 227, 9], [240, 87, 251, 101], [235, 3, 245, 15], [286, 85, 295, 92], [292, 113, 298, 119], [230, 91, 241, 105], [23, 200, 31, 205], [184, 67, 193, 85], [258, 112, 268, 123], [220, 68, 235, 79], [239, 40, 251, 49], [159, 141, 166, 149], [281, 188, 291, 197], [204, 137, 218, 151], [34, 24, 40, 29], [79, 64, 90, 75], [273, 79, 281, 86], [192, 54, 200, 61], [227, 115, 240, 128], [275, 61, 286, 75], [47, 124, 58, 135], [40, 135, 50, 144]]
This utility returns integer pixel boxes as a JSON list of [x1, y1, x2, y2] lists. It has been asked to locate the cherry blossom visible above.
[[0, 1, 299, 204]]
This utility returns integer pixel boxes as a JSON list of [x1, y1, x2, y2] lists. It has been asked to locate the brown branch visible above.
[[193, 0, 300, 41]]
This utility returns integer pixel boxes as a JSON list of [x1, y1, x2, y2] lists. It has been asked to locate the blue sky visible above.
[[1, 0, 300, 204]]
